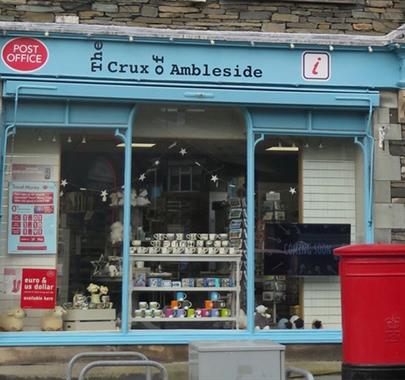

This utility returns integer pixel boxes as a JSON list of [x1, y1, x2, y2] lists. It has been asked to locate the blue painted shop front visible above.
[[0, 27, 402, 346]]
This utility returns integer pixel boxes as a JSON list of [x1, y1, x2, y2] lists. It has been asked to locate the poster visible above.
[[20, 268, 56, 309], [8, 181, 57, 254], [3, 268, 22, 295]]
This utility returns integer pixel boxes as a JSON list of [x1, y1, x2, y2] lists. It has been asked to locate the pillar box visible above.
[[334, 244, 405, 380]]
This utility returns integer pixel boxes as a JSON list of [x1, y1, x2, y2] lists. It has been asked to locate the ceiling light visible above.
[[52, 136, 57, 143], [266, 146, 299, 152], [37, 135, 42, 142], [116, 143, 156, 148], [67, 136, 72, 143]]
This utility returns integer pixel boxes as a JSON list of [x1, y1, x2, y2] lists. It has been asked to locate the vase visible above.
[[90, 294, 101, 304]]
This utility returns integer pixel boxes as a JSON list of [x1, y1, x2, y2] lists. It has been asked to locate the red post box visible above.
[[334, 244, 405, 380]]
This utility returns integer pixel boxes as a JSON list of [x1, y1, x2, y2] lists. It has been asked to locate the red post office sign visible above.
[[20, 268, 56, 309], [1, 37, 48, 72]]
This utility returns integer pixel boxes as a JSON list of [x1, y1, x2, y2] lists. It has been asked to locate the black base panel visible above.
[[342, 363, 405, 380]]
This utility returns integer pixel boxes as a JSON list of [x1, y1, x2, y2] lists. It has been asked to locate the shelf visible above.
[[130, 254, 241, 262], [132, 287, 239, 292], [131, 317, 237, 323]]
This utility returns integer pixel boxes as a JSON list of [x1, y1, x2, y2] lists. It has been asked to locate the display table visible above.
[[63, 309, 117, 331]]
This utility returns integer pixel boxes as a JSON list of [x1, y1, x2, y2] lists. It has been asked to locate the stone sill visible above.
[[220, 0, 365, 4]]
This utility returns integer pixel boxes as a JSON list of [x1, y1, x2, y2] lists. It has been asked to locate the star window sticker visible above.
[[210, 174, 219, 183], [179, 148, 187, 156], [61, 179, 68, 187], [154, 160, 160, 166], [289, 187, 297, 195], [100, 190, 108, 202], [139, 173, 146, 182]]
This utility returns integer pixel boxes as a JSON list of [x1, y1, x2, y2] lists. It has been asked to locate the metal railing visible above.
[[66, 351, 154, 380]]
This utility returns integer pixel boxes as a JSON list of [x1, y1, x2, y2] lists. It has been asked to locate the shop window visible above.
[[254, 137, 354, 331]]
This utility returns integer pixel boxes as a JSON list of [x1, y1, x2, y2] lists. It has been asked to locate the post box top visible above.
[[334, 244, 405, 257]]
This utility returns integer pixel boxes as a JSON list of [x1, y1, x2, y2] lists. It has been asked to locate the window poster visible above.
[[20, 268, 57, 309], [8, 181, 57, 254]]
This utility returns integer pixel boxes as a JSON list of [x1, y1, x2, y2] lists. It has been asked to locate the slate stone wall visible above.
[[0, 0, 403, 34]]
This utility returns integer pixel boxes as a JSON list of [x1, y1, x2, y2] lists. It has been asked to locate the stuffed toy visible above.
[[131, 189, 137, 207], [254, 305, 272, 330], [0, 307, 26, 331], [136, 189, 151, 207], [108, 264, 119, 277], [277, 317, 293, 329], [41, 306, 67, 331], [290, 315, 304, 329], [312, 319, 323, 329], [110, 221, 123, 245]]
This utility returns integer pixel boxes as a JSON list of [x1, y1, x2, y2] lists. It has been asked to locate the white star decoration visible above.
[[60, 190, 64, 197], [289, 187, 297, 195], [154, 160, 160, 166], [179, 148, 187, 156], [101, 190, 108, 202], [210, 175, 219, 183], [61, 179, 68, 187], [139, 173, 146, 181]]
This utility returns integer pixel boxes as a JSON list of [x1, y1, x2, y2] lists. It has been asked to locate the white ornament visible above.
[[210, 174, 219, 183], [139, 173, 146, 182], [179, 148, 187, 156], [100, 190, 108, 202], [60, 191, 64, 197], [61, 179, 68, 187], [154, 160, 160, 166], [289, 187, 297, 195]]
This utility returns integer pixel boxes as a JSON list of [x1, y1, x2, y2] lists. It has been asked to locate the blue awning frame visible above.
[[0, 80, 377, 346]]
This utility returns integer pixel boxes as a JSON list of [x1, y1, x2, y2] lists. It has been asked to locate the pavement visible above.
[[0, 360, 342, 379]]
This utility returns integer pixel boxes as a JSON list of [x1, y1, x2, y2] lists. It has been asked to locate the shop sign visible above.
[[302, 51, 331, 81], [8, 181, 57, 254], [20, 268, 56, 309], [1, 37, 48, 72]]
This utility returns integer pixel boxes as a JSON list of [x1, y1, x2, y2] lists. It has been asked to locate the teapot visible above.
[[73, 292, 88, 309]]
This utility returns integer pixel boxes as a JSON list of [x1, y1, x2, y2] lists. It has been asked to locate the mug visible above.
[[205, 240, 213, 247], [150, 240, 161, 247], [213, 300, 226, 308], [172, 281, 182, 288], [178, 247, 186, 254], [214, 240, 222, 248], [147, 278, 162, 288], [195, 308, 202, 318], [176, 291, 187, 301], [196, 240, 205, 247], [171, 240, 179, 248], [134, 309, 144, 318], [209, 233, 217, 240], [175, 308, 186, 318], [209, 291, 221, 301], [153, 233, 165, 240], [179, 300, 193, 309], [211, 308, 220, 317], [135, 261, 144, 268], [186, 233, 198, 240], [170, 300, 180, 309], [148, 247, 155, 254], [214, 278, 221, 287], [187, 240, 196, 247], [149, 301, 160, 309], [101, 295, 110, 304], [144, 309, 153, 318], [161, 247, 172, 254], [132, 240, 142, 247], [201, 308, 211, 317], [179, 240, 187, 248], [220, 308, 231, 317], [138, 247, 148, 254], [221, 240, 229, 247], [172, 247, 180, 254], [139, 301, 148, 309], [187, 308, 195, 318], [163, 240, 171, 247], [162, 280, 172, 287], [185, 247, 194, 255], [165, 233, 175, 241], [176, 233, 184, 240], [229, 247, 236, 255], [153, 309, 163, 318], [164, 308, 174, 318], [219, 247, 227, 255], [196, 278, 205, 287], [181, 278, 195, 288], [218, 233, 228, 240], [198, 234, 208, 240], [204, 300, 213, 309]]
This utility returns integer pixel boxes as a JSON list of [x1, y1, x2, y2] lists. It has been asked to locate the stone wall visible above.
[[0, 0, 403, 34], [373, 91, 405, 243]]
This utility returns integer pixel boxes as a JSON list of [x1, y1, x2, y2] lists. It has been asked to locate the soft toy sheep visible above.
[[0, 307, 26, 331], [254, 305, 272, 330], [41, 306, 67, 331]]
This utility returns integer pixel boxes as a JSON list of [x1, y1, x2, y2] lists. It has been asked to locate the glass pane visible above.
[[255, 137, 354, 331], [0, 128, 124, 332], [130, 104, 247, 330]]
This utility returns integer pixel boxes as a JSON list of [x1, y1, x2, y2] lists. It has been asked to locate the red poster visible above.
[[20, 268, 57, 309]]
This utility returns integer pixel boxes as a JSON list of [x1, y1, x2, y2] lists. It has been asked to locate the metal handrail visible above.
[[286, 366, 315, 380], [66, 351, 149, 380], [77, 359, 169, 380]]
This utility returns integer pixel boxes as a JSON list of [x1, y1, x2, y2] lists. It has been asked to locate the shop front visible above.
[[0, 22, 402, 346]]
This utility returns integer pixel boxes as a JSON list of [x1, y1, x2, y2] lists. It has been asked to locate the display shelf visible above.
[[131, 317, 237, 323], [132, 287, 239, 292], [131, 254, 241, 262]]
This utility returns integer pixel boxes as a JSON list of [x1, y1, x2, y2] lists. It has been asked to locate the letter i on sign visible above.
[[302, 52, 330, 81]]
